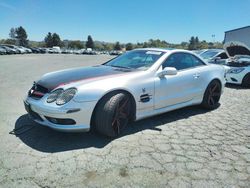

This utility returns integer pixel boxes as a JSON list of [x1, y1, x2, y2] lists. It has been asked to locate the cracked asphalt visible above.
[[0, 54, 249, 188]]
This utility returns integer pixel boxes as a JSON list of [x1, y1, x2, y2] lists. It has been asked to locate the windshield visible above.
[[104, 50, 164, 70], [193, 49, 206, 55], [200, 50, 220, 59]]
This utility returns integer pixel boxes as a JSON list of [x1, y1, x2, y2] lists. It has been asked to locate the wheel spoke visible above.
[[119, 111, 128, 119], [111, 96, 131, 135], [209, 96, 215, 106], [209, 88, 213, 95], [112, 118, 117, 127], [212, 92, 220, 97], [118, 98, 129, 111], [211, 83, 218, 92], [116, 120, 121, 134]]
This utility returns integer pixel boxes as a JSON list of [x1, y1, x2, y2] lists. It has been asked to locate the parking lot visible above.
[[0, 54, 249, 187]]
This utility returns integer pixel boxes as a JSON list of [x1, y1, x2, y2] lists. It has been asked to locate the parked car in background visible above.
[[224, 41, 250, 87], [109, 50, 123, 55], [0, 46, 7, 55], [223, 26, 250, 87], [3, 44, 25, 54], [0, 45, 16, 54], [52, 46, 61, 53], [2, 45, 20, 54], [19, 46, 32, 53], [61, 49, 72, 54], [38, 48, 47, 54], [74, 49, 84, 55], [199, 49, 229, 65], [24, 48, 225, 137], [30, 47, 41, 53], [46, 48, 55, 53]]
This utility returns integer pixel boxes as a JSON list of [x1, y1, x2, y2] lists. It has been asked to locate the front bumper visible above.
[[225, 73, 244, 85], [24, 96, 97, 132]]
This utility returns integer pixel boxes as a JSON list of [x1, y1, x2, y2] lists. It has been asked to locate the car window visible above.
[[190, 54, 206, 67], [217, 52, 228, 59], [200, 50, 220, 59], [162, 53, 205, 70]]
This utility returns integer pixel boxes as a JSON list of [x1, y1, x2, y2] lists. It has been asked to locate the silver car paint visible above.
[[24, 49, 226, 132]]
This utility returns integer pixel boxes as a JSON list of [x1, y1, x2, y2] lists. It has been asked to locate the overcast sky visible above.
[[0, 0, 250, 43]]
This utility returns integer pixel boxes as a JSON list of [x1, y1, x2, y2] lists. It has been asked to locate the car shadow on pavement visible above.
[[225, 83, 248, 90], [14, 105, 212, 153]]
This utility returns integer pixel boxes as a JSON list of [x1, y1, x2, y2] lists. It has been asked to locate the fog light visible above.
[[45, 116, 76, 125]]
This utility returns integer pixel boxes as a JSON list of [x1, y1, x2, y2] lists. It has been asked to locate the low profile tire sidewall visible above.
[[202, 80, 221, 110], [95, 92, 130, 137], [242, 73, 250, 88]]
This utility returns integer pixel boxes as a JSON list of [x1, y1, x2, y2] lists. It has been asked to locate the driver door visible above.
[[154, 52, 204, 109]]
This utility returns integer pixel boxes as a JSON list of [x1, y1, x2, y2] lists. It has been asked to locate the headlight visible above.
[[228, 68, 245, 74], [47, 89, 64, 103], [56, 88, 77, 105]]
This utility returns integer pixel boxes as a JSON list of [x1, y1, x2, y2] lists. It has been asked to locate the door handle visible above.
[[193, 73, 200, 79]]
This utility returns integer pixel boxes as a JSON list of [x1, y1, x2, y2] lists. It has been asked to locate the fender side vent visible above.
[[140, 94, 150, 103]]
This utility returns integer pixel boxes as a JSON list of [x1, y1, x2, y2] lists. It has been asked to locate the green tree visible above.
[[15, 26, 28, 46], [180, 42, 188, 49], [199, 40, 209, 49], [68, 40, 83, 49], [94, 42, 105, 51], [135, 42, 143, 48], [114, 42, 121, 50], [142, 42, 148, 48], [44, 32, 53, 47], [125, 43, 133, 51], [213, 42, 223, 49], [52, 33, 61, 47], [103, 43, 114, 51], [9, 28, 16, 39], [86, 35, 94, 49], [188, 36, 198, 50], [44, 32, 61, 47], [2, 39, 16, 45], [208, 42, 214, 49], [195, 37, 200, 49]]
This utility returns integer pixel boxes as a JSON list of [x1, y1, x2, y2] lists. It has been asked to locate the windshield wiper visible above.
[[109, 65, 133, 69]]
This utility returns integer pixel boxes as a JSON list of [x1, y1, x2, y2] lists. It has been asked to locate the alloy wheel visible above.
[[112, 97, 130, 134]]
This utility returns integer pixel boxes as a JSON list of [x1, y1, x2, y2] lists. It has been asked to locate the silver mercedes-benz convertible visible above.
[[24, 48, 226, 137]]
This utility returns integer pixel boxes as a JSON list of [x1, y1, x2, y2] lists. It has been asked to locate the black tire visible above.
[[95, 92, 131, 137], [242, 73, 250, 88], [201, 80, 221, 110]]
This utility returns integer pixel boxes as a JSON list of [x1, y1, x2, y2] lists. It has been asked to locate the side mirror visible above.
[[214, 57, 221, 62], [157, 67, 177, 77]]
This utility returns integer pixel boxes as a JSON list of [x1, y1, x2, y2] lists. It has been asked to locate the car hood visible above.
[[224, 41, 250, 57], [37, 65, 136, 91]]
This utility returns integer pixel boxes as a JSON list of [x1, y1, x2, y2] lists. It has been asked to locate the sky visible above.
[[0, 0, 250, 44]]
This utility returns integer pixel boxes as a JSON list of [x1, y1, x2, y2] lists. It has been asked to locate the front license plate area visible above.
[[24, 102, 44, 122]]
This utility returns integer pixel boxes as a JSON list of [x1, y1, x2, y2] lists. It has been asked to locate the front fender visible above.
[[73, 86, 135, 103]]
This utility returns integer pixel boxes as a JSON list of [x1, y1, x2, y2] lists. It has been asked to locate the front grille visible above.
[[29, 83, 48, 99]]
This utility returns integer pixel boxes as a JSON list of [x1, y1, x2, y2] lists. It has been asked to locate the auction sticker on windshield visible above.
[[146, 51, 162, 55]]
